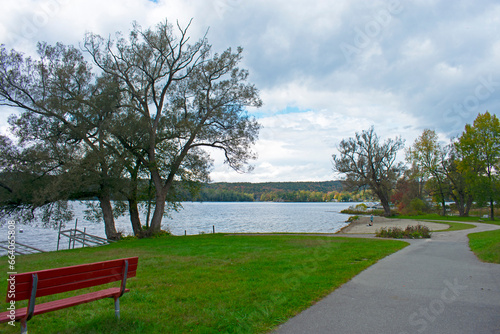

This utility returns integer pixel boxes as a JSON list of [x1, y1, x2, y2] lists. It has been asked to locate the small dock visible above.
[[57, 219, 115, 250], [0, 241, 45, 255]]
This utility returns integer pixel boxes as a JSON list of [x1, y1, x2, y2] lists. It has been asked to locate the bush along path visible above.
[[375, 224, 431, 239]]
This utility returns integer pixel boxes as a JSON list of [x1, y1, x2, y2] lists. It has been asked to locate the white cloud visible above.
[[1, 0, 500, 182]]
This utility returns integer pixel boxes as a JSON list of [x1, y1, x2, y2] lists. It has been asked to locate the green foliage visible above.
[[0, 21, 263, 237], [391, 171, 428, 215], [455, 111, 500, 220], [84, 23, 263, 234], [196, 188, 255, 201], [406, 129, 447, 214], [346, 215, 359, 222], [408, 198, 428, 215], [406, 129, 442, 174], [205, 181, 343, 200], [355, 203, 368, 211], [376, 225, 431, 239], [150, 229, 172, 238], [0, 43, 128, 239], [340, 208, 395, 216], [176, 181, 349, 202], [260, 190, 325, 202]]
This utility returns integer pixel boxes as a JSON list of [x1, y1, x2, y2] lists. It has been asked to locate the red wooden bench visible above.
[[0, 257, 138, 333]]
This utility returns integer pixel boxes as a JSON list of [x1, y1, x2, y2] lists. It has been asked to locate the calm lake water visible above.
[[0, 201, 356, 255]]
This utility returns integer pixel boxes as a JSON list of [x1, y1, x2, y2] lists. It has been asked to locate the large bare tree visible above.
[[333, 127, 405, 216], [84, 21, 262, 235]]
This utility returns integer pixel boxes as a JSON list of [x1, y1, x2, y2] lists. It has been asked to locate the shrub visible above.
[[376, 224, 431, 239], [409, 198, 427, 215], [346, 215, 359, 222], [355, 203, 368, 212], [152, 229, 172, 238]]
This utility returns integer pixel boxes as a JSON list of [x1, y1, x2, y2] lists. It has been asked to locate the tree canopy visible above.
[[0, 20, 262, 237], [406, 129, 448, 215], [455, 111, 500, 220]]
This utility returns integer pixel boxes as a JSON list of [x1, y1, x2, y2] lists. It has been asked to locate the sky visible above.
[[1, 0, 499, 183]]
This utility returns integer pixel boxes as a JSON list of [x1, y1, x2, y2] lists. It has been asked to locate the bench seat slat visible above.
[[0, 287, 130, 323], [30, 275, 128, 300]]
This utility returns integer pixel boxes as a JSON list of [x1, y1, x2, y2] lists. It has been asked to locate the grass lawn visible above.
[[395, 213, 500, 224], [429, 221, 477, 232], [468, 229, 500, 264], [1, 234, 406, 334]]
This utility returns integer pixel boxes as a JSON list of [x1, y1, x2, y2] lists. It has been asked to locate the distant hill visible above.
[[200, 181, 344, 201]]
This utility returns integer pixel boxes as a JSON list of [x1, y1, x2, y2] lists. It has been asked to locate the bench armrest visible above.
[[26, 274, 38, 322], [119, 260, 129, 298]]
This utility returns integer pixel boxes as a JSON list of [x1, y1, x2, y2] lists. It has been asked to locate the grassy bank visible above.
[[393, 213, 500, 224], [1, 234, 406, 333], [469, 229, 500, 264], [430, 221, 477, 232]]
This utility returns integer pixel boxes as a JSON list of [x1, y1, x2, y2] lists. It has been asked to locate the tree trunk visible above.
[[465, 195, 473, 216], [490, 198, 495, 221], [125, 164, 143, 237], [98, 194, 119, 240], [128, 198, 143, 237], [381, 200, 392, 216], [147, 191, 167, 235], [376, 189, 392, 216], [450, 189, 469, 217], [435, 175, 447, 216]]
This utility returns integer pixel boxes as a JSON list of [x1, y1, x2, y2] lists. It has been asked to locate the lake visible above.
[[0, 201, 357, 255]]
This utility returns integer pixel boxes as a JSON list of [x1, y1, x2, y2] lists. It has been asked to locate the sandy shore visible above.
[[336, 216, 448, 234]]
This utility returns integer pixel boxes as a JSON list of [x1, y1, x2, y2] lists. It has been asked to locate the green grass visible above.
[[468, 229, 500, 264], [393, 213, 500, 224], [0, 234, 406, 333], [429, 221, 477, 232]]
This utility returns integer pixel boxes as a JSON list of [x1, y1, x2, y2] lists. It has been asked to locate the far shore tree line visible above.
[[187, 187, 375, 203], [0, 20, 498, 241]]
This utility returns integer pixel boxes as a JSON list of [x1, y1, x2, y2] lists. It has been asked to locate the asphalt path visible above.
[[273, 222, 500, 334]]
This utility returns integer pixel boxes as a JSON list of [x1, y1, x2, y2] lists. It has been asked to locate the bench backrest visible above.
[[6, 257, 138, 302]]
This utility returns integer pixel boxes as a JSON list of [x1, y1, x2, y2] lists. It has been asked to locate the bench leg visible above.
[[20, 319, 27, 334], [114, 298, 120, 320]]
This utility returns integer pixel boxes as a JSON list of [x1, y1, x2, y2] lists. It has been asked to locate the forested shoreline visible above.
[[185, 181, 375, 202]]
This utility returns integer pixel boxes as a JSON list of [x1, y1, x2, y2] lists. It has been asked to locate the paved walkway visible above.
[[273, 223, 500, 334]]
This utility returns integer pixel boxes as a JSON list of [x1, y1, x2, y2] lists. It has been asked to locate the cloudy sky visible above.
[[1, 0, 499, 183]]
